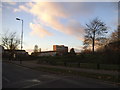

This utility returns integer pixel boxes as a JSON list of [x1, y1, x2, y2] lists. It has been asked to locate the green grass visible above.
[[100, 64, 120, 70], [34, 52, 120, 71], [32, 66, 120, 84], [38, 61, 119, 71], [78, 63, 97, 69]]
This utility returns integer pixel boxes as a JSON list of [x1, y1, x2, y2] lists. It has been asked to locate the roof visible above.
[[38, 51, 57, 53], [53, 45, 68, 47], [4, 49, 26, 52]]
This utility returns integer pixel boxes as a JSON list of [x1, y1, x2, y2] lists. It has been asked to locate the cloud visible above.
[[29, 23, 53, 38], [2, 2, 16, 11], [0, 3, 2, 14], [69, 46, 83, 52], [14, 2, 97, 40], [2, 2, 16, 6], [14, 4, 30, 12], [6, 2, 16, 5], [25, 49, 33, 55]]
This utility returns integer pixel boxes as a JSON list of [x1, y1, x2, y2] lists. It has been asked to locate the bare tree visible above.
[[2, 32, 20, 50], [83, 17, 108, 53]]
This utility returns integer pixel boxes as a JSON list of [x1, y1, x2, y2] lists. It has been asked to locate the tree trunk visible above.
[[92, 38, 94, 53], [92, 31, 95, 53]]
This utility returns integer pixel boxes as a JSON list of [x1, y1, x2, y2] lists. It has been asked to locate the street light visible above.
[[16, 18, 23, 50], [16, 17, 23, 64]]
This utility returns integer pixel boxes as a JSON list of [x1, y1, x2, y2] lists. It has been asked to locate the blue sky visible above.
[[1, 2, 118, 54]]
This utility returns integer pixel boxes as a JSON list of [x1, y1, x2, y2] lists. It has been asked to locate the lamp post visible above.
[[16, 18, 23, 50], [16, 18, 23, 64]]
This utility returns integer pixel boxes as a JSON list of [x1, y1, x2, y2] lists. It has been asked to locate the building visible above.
[[0, 45, 4, 58], [53, 45, 68, 55], [31, 45, 68, 56], [3, 49, 29, 58], [31, 51, 57, 56], [15, 50, 29, 56], [76, 52, 81, 55], [38, 51, 57, 56]]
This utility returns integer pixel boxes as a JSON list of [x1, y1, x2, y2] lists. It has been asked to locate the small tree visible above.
[[109, 29, 120, 43], [70, 48, 76, 56], [103, 26, 120, 52], [84, 17, 108, 53], [2, 32, 20, 50], [2, 31, 20, 60]]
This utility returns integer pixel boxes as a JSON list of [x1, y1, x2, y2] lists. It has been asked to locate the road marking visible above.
[[2, 76, 10, 82], [27, 79, 41, 83], [23, 83, 41, 88], [23, 77, 64, 88]]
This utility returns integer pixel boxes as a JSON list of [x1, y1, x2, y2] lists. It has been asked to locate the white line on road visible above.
[[23, 83, 41, 88], [3, 76, 10, 82]]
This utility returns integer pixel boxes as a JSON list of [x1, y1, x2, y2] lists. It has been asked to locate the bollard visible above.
[[78, 62, 80, 68], [64, 62, 67, 67], [20, 59, 22, 64], [97, 63, 100, 70]]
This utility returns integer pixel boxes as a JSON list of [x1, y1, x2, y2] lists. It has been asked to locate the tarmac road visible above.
[[2, 62, 118, 88]]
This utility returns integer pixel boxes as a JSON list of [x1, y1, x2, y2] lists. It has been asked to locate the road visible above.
[[2, 62, 118, 88]]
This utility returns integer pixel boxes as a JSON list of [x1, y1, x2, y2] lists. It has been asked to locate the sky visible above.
[[1, 1, 118, 54]]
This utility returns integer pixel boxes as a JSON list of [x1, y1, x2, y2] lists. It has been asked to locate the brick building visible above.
[[53, 45, 68, 55]]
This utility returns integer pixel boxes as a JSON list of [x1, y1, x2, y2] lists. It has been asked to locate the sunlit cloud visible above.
[[29, 23, 53, 38], [25, 49, 33, 55], [15, 2, 118, 41], [14, 4, 29, 12], [69, 46, 83, 52], [14, 2, 89, 40]]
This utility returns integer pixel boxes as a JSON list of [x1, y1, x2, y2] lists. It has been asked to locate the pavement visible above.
[[7, 60, 119, 76], [2, 61, 119, 88]]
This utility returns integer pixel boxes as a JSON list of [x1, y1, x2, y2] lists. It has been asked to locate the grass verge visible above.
[[32, 66, 120, 85]]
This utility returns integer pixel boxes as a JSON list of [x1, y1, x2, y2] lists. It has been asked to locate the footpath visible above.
[[5, 60, 119, 76]]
